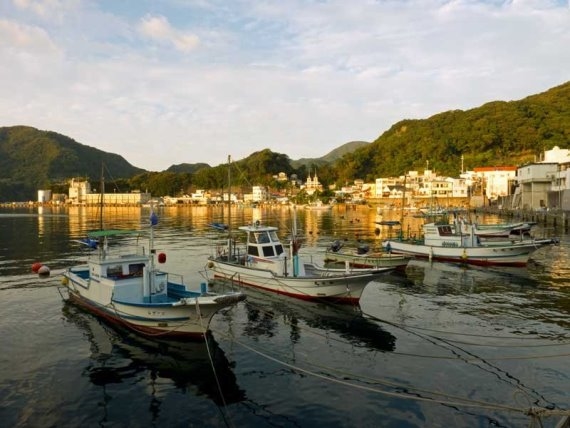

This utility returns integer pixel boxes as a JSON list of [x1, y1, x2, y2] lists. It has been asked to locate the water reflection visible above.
[[211, 279, 397, 352], [404, 259, 537, 292], [61, 301, 245, 407]]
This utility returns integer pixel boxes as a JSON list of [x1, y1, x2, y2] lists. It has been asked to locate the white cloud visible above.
[[138, 14, 199, 53], [0, 19, 60, 54], [0, 0, 569, 171]]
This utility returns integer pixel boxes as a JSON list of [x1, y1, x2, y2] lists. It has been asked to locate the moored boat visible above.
[[382, 221, 557, 267], [468, 221, 538, 240], [61, 213, 246, 339], [304, 199, 333, 210], [324, 240, 411, 270], [206, 212, 394, 304]]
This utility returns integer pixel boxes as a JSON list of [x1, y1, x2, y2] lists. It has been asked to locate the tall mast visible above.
[[227, 155, 232, 261], [99, 163, 104, 230]]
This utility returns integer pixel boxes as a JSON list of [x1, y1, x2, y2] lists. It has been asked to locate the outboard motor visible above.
[[329, 240, 343, 253]]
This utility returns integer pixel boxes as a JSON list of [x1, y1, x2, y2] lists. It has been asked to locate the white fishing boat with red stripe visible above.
[[207, 209, 394, 305], [382, 221, 557, 267]]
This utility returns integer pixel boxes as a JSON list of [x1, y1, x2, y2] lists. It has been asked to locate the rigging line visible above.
[[212, 329, 545, 416], [232, 299, 570, 362], [362, 305, 557, 407], [101, 163, 123, 193], [197, 305, 235, 428], [405, 336, 570, 348], [360, 308, 569, 342], [398, 317, 560, 409], [270, 342, 546, 413]]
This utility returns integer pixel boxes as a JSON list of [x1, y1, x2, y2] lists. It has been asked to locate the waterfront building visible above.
[[472, 166, 517, 201], [302, 171, 323, 195], [252, 185, 269, 202], [507, 146, 570, 211], [67, 178, 151, 205]]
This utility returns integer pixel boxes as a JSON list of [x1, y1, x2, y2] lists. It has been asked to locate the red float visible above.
[[158, 253, 166, 263], [31, 262, 43, 273]]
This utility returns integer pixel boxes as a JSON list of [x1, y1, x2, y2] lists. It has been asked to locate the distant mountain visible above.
[[2, 80, 569, 201], [291, 141, 369, 168], [165, 163, 211, 174], [0, 126, 144, 201], [0, 125, 359, 201]]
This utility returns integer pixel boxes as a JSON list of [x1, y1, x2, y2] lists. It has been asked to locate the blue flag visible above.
[[150, 211, 158, 226]]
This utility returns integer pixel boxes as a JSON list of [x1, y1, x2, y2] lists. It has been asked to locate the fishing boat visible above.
[[304, 199, 333, 210], [324, 240, 411, 270], [61, 168, 245, 339], [468, 221, 538, 240], [382, 221, 557, 267], [206, 212, 394, 305], [208, 222, 228, 231], [62, 215, 246, 339]]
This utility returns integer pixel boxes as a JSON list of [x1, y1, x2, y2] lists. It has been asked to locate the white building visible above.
[[510, 146, 570, 210], [302, 171, 323, 195], [37, 189, 52, 203], [68, 179, 91, 204], [473, 166, 517, 201], [68, 178, 150, 205], [252, 186, 269, 202]]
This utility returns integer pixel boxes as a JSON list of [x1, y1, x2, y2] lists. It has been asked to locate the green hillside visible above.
[[0, 126, 144, 201], [332, 81, 570, 182], [1, 81, 569, 201]]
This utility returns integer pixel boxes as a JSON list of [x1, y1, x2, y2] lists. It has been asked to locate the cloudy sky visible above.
[[1, 0, 569, 171]]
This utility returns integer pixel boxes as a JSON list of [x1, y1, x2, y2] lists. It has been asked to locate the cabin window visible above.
[[129, 263, 145, 276], [439, 226, 453, 236], [107, 265, 123, 278], [248, 245, 259, 256], [269, 231, 279, 242], [275, 244, 284, 255], [262, 246, 275, 257], [253, 232, 270, 243]]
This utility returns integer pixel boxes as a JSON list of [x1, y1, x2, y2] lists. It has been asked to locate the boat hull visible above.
[[382, 240, 546, 267], [207, 258, 380, 304], [324, 250, 410, 269], [63, 268, 245, 339]]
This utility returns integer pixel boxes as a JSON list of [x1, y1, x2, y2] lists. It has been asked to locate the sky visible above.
[[1, 0, 569, 172]]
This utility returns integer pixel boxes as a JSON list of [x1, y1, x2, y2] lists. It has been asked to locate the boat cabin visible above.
[[423, 223, 480, 248], [240, 224, 285, 259]]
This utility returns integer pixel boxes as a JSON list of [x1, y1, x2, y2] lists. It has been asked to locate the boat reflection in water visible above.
[[209, 278, 397, 352], [404, 258, 537, 291], [61, 301, 245, 407]]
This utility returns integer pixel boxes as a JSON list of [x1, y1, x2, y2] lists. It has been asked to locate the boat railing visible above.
[[89, 243, 147, 260]]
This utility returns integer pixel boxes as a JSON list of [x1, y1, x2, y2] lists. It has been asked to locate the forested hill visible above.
[[331, 81, 570, 183], [0, 126, 144, 200], [1, 81, 570, 201]]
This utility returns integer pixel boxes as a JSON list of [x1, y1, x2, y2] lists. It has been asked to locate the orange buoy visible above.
[[158, 252, 166, 263], [32, 262, 43, 273]]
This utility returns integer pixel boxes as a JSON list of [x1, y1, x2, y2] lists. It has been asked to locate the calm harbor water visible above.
[[0, 205, 569, 428]]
